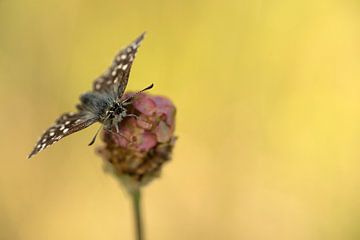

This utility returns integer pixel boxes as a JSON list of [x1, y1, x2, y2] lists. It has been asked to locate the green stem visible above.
[[131, 189, 143, 240]]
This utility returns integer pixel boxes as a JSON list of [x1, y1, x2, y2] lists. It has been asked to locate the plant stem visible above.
[[131, 189, 143, 240]]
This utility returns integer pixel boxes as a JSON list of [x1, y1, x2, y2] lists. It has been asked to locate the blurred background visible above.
[[1, 0, 360, 239]]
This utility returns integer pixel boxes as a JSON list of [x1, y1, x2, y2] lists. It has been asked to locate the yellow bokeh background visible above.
[[1, 0, 360, 239]]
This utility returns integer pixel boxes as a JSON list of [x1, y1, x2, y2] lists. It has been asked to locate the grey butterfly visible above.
[[28, 33, 153, 158]]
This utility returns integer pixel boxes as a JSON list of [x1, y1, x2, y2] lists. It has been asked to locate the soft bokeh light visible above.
[[1, 0, 360, 239]]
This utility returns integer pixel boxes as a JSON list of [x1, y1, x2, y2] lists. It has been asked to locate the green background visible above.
[[1, 0, 360, 239]]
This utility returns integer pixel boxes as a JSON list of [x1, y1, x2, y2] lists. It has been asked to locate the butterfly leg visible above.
[[126, 114, 152, 128], [115, 123, 120, 133], [122, 101, 132, 106], [125, 113, 139, 119]]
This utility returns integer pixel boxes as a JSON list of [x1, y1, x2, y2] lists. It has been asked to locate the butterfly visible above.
[[28, 32, 153, 159]]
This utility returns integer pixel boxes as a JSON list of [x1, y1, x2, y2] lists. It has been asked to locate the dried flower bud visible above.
[[97, 93, 176, 192]]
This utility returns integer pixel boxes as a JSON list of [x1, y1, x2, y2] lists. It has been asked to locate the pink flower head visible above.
[[97, 93, 176, 190]]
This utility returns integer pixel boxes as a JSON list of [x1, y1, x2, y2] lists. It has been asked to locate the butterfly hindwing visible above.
[[92, 32, 145, 96], [28, 112, 98, 158]]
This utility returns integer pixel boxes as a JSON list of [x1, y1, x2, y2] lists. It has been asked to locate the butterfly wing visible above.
[[28, 112, 98, 158], [92, 32, 146, 96], [29, 34, 146, 158]]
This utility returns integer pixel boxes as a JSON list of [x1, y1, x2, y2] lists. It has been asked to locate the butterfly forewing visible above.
[[29, 33, 146, 158], [28, 112, 98, 158], [92, 32, 145, 96]]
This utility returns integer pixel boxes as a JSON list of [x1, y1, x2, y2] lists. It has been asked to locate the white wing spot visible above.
[[59, 125, 65, 131], [122, 64, 128, 70], [95, 83, 101, 90], [65, 121, 71, 125], [42, 138, 47, 143], [75, 119, 82, 124], [63, 128, 69, 134], [121, 54, 127, 60], [111, 70, 117, 77], [49, 132, 55, 137], [114, 77, 118, 83]]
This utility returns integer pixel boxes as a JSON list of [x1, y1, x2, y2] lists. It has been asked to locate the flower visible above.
[[97, 93, 176, 192]]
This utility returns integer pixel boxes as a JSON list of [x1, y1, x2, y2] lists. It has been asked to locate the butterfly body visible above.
[[79, 90, 117, 121], [79, 88, 135, 140], [28, 33, 150, 159], [80, 89, 130, 130]]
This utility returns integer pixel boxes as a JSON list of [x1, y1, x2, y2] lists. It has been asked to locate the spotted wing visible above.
[[28, 112, 98, 158], [92, 32, 145, 96]]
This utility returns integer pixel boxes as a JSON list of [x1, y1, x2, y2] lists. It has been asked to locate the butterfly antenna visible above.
[[122, 83, 154, 103], [88, 124, 103, 146]]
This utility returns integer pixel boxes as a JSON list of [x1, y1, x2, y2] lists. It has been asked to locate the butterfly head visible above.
[[103, 83, 154, 130], [103, 101, 128, 129]]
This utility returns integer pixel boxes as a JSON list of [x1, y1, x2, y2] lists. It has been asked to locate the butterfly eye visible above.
[[115, 108, 122, 115]]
